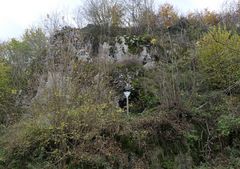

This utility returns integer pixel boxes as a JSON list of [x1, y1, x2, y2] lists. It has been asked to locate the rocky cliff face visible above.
[[31, 26, 158, 105], [49, 27, 157, 63]]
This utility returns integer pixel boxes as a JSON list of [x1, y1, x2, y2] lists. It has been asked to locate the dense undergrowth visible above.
[[0, 1, 240, 168], [0, 55, 239, 168]]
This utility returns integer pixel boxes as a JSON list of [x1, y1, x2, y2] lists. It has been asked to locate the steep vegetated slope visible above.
[[0, 1, 240, 169]]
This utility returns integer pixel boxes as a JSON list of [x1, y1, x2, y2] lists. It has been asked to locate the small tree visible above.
[[2, 28, 47, 90], [202, 9, 219, 26], [138, 1, 157, 33], [83, 0, 124, 27], [0, 59, 16, 125], [158, 3, 179, 28], [197, 26, 240, 90]]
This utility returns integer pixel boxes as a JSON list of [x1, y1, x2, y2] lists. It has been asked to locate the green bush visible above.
[[123, 35, 154, 54], [217, 114, 240, 136], [197, 26, 240, 90], [0, 59, 18, 125]]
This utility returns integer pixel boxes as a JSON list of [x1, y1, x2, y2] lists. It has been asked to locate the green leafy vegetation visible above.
[[0, 0, 240, 168], [197, 26, 240, 90]]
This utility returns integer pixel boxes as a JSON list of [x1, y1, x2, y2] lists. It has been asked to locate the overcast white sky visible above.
[[0, 0, 227, 41]]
